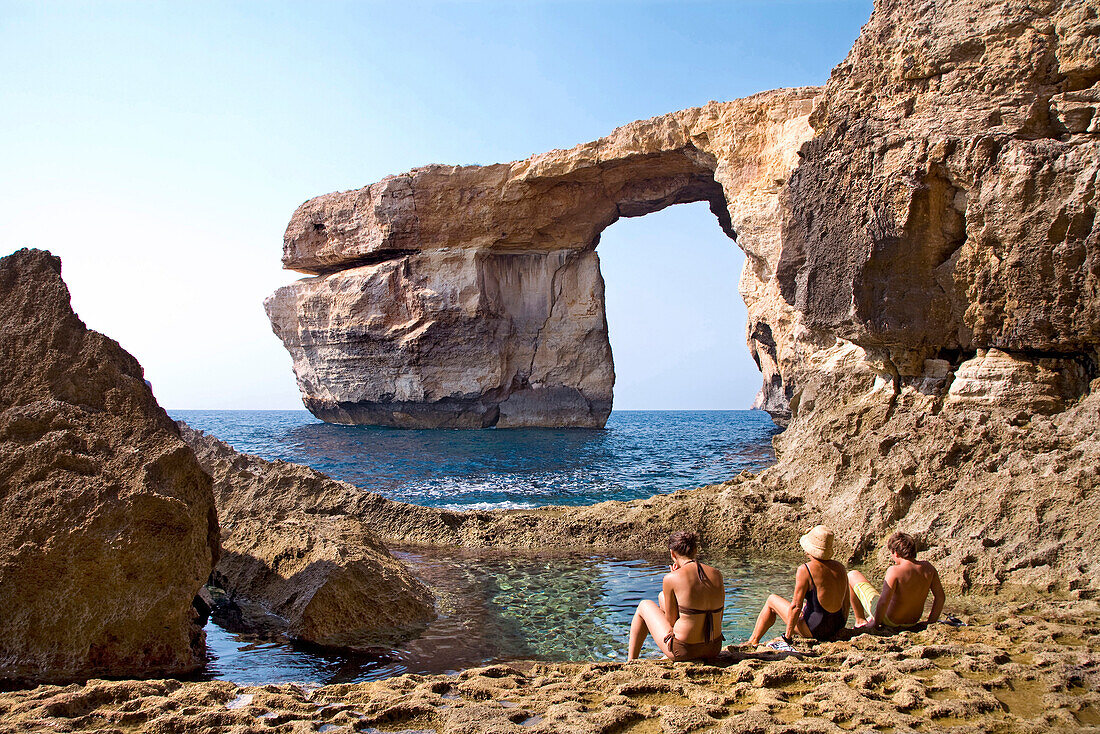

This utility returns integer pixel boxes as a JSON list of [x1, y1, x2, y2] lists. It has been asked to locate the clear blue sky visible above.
[[1, 1, 871, 410]]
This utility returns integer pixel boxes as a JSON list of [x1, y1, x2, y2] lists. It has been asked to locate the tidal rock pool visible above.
[[203, 549, 795, 685]]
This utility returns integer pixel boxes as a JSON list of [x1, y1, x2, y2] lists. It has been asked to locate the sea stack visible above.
[[0, 249, 219, 683], [265, 88, 820, 428]]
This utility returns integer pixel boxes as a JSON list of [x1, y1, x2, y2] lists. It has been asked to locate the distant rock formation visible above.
[[266, 88, 820, 427], [0, 249, 218, 683], [262, 0, 1099, 595], [180, 424, 436, 649]]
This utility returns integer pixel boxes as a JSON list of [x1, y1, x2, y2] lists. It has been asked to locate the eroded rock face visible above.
[[179, 424, 435, 649], [263, 0, 1099, 596], [754, 0, 1099, 589], [0, 249, 219, 683], [266, 89, 820, 427]]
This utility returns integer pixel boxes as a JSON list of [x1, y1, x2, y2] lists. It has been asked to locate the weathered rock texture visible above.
[[749, 0, 1100, 593], [266, 88, 820, 427], [3, 597, 1098, 734], [180, 424, 435, 649], [0, 249, 219, 683], [263, 0, 1100, 596]]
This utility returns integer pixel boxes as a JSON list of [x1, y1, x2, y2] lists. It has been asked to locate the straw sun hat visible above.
[[799, 525, 835, 561]]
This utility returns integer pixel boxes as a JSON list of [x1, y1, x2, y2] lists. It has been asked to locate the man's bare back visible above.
[[849, 532, 945, 630], [878, 558, 943, 626]]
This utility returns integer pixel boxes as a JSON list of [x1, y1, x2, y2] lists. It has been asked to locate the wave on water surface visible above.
[[170, 409, 780, 509]]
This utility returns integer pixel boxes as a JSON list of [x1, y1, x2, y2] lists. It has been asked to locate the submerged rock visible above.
[[0, 249, 219, 683], [179, 424, 435, 649]]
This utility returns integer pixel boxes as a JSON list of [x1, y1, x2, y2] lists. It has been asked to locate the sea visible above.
[[170, 409, 788, 684]]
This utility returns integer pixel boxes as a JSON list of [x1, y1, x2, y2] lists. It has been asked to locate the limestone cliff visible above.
[[0, 249, 219, 683], [266, 88, 820, 427], [262, 0, 1100, 595], [754, 0, 1100, 591]]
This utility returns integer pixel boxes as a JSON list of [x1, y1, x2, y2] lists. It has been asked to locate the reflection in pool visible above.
[[203, 548, 797, 685]]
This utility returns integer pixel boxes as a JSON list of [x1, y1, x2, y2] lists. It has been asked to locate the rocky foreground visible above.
[[2, 598, 1096, 734], [0, 249, 218, 683]]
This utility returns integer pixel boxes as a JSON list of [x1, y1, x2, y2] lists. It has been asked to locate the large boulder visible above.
[[0, 249, 219, 683], [179, 424, 435, 649]]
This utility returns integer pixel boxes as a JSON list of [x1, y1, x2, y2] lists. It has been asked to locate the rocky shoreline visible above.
[[2, 0, 1097, 730], [3, 596, 1097, 734]]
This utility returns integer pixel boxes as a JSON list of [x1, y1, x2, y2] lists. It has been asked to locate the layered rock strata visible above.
[[0, 249, 219, 683], [180, 424, 435, 649], [265, 0, 1098, 595], [266, 88, 820, 427]]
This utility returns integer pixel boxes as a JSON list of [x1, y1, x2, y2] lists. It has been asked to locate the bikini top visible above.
[[677, 560, 722, 641], [679, 605, 723, 642]]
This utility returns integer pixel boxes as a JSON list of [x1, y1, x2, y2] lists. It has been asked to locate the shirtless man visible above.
[[848, 532, 945, 630]]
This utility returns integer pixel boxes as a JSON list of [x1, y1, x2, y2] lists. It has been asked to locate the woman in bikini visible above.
[[746, 525, 849, 649], [628, 531, 724, 662]]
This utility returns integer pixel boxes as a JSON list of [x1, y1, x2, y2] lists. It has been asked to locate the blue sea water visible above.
[[169, 409, 790, 684], [170, 409, 780, 510]]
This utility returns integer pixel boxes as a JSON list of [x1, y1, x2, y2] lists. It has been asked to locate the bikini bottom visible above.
[[663, 632, 724, 662]]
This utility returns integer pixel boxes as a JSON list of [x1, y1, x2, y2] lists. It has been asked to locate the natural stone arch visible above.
[[266, 88, 820, 428]]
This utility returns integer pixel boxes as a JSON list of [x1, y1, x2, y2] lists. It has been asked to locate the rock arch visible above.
[[265, 88, 820, 427]]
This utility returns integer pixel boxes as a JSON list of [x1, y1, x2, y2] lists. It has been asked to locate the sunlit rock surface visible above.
[[754, 0, 1100, 592], [2, 598, 1098, 733], [0, 249, 218, 683], [180, 424, 436, 650], [264, 0, 1100, 595], [266, 88, 820, 427]]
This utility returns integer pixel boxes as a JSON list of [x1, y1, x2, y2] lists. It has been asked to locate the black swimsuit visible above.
[[802, 563, 846, 641]]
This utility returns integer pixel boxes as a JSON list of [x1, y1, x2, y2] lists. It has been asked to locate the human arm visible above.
[[869, 570, 897, 630], [785, 566, 809, 639], [662, 574, 679, 628], [927, 566, 945, 623]]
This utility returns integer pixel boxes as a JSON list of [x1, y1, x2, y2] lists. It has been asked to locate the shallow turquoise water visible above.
[[178, 410, 788, 684], [171, 409, 779, 510], [203, 549, 797, 685]]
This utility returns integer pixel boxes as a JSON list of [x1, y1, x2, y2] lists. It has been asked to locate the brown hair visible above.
[[669, 531, 709, 584], [887, 532, 917, 560], [669, 531, 699, 557]]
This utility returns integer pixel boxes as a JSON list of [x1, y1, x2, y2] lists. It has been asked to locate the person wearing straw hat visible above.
[[746, 525, 849, 649]]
